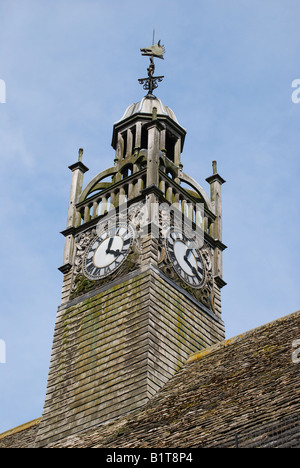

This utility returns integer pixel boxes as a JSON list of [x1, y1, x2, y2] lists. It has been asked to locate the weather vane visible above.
[[138, 29, 165, 97]]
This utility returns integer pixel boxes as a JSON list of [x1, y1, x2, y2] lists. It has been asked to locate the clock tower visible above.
[[35, 43, 226, 447]]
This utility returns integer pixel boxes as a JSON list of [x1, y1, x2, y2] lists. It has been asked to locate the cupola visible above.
[[112, 94, 186, 167]]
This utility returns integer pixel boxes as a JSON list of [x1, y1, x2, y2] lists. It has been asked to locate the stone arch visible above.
[[180, 172, 213, 210], [79, 167, 117, 202]]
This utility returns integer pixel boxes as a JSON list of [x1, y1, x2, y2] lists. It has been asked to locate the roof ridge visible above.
[[0, 418, 41, 440], [187, 309, 300, 363]]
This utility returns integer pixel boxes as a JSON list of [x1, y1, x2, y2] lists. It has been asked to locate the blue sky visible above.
[[0, 0, 299, 434]]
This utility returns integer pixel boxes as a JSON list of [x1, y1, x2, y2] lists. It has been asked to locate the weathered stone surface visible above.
[[34, 264, 223, 448], [40, 310, 300, 448], [1, 310, 299, 448], [0, 419, 41, 449]]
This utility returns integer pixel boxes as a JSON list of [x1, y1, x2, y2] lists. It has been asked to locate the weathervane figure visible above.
[[138, 30, 165, 97]]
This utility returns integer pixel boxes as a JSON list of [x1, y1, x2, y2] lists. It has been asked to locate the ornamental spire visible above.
[[138, 30, 165, 98]]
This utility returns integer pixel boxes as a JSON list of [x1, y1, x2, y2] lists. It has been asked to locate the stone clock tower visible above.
[[35, 43, 226, 447]]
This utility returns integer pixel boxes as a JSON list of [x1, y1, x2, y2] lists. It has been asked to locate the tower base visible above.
[[35, 264, 224, 447]]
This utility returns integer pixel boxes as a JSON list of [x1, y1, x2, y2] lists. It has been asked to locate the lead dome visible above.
[[117, 96, 180, 125]]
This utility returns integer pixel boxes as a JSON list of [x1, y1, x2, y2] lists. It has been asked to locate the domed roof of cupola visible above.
[[117, 95, 180, 125], [112, 94, 186, 151]]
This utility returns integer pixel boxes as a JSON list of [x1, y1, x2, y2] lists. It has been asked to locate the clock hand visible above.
[[183, 250, 198, 276], [184, 248, 193, 264], [106, 237, 114, 254], [109, 249, 121, 257], [105, 237, 122, 257], [186, 258, 198, 276]]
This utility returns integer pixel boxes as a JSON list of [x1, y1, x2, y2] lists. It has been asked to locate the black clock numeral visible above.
[[191, 276, 198, 285], [85, 256, 94, 266], [86, 264, 98, 276], [123, 237, 131, 246], [114, 255, 123, 267], [183, 271, 191, 283], [195, 260, 203, 275], [103, 265, 112, 275]]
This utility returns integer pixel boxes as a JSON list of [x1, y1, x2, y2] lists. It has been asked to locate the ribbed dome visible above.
[[118, 96, 179, 124]]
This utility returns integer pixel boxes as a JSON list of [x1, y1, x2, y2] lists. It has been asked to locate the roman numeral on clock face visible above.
[[85, 255, 94, 266], [123, 237, 131, 247], [86, 263, 98, 276], [103, 264, 112, 275]]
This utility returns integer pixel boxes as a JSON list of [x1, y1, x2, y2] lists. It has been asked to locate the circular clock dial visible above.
[[166, 229, 205, 288], [83, 224, 133, 280]]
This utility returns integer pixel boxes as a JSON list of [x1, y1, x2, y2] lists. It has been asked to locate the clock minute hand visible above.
[[184, 250, 198, 276], [106, 237, 114, 254]]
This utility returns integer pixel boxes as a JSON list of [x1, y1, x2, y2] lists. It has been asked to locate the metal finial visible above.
[[138, 33, 165, 98]]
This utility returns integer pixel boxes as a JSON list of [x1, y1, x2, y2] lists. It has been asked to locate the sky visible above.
[[0, 0, 299, 434]]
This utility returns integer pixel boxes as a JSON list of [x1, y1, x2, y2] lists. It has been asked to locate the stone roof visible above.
[[1, 310, 300, 448], [0, 418, 41, 449]]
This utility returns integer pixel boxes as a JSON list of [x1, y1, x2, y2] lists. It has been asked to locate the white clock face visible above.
[[83, 224, 133, 280], [166, 229, 205, 288]]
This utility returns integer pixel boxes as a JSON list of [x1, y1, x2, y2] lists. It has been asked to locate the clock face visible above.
[[83, 224, 133, 280], [166, 229, 205, 288]]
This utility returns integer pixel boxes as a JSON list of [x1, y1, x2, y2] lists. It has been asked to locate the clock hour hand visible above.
[[109, 249, 121, 257], [184, 248, 192, 261]]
